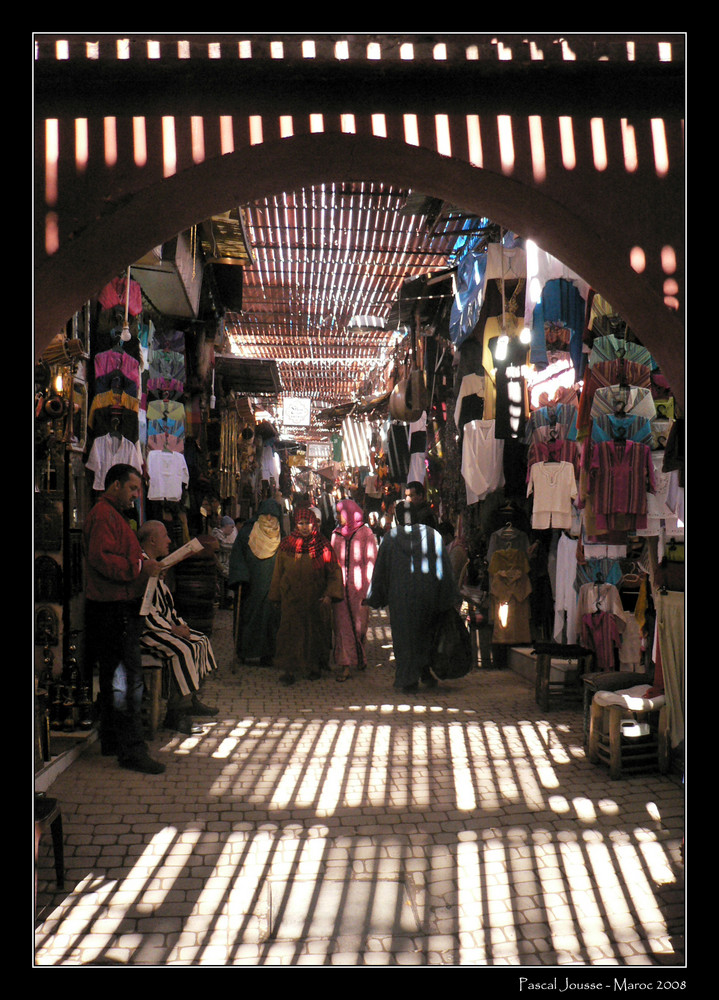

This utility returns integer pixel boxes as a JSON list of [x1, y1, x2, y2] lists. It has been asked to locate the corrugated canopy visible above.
[[221, 181, 495, 439]]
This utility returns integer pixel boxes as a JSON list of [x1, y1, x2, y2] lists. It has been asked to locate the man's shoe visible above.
[[279, 673, 296, 686], [164, 711, 202, 736], [120, 753, 165, 775], [191, 698, 219, 717]]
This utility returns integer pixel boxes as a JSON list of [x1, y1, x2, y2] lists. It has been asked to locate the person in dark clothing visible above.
[[404, 480, 437, 528], [366, 501, 458, 693]]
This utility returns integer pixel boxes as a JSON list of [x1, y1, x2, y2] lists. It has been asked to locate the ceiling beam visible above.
[[34, 58, 684, 121]]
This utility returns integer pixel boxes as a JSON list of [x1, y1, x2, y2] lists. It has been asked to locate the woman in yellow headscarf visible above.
[[228, 498, 283, 666]]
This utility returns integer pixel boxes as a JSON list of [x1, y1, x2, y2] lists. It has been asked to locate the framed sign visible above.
[[282, 397, 311, 426]]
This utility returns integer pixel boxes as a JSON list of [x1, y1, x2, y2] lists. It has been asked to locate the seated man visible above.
[[137, 521, 219, 735]]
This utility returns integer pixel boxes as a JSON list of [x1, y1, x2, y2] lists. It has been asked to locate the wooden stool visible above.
[[141, 653, 169, 738], [588, 685, 670, 779], [35, 793, 64, 890], [533, 643, 594, 711]]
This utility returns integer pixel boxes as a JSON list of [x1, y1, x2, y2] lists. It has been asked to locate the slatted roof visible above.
[[219, 182, 493, 436]]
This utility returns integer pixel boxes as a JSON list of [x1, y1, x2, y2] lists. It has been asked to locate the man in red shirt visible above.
[[84, 464, 165, 774]]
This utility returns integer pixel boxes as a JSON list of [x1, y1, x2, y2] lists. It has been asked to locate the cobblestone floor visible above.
[[34, 608, 685, 970]]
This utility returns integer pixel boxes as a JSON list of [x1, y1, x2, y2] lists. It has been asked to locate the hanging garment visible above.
[[152, 329, 186, 353], [94, 369, 139, 398], [588, 439, 656, 532], [590, 413, 653, 446], [342, 415, 372, 468], [407, 413, 428, 484], [576, 359, 652, 438], [488, 546, 533, 644], [574, 557, 623, 592], [461, 419, 505, 504], [588, 335, 655, 370], [98, 275, 144, 316], [525, 402, 578, 443], [147, 399, 186, 452], [527, 460, 578, 530], [454, 373, 486, 444], [386, 422, 411, 482], [590, 385, 657, 423], [88, 389, 139, 429], [529, 277, 587, 377], [494, 363, 529, 440], [524, 246, 590, 331], [581, 610, 625, 672], [487, 526, 530, 563], [90, 406, 139, 443], [553, 531, 579, 643], [577, 581, 624, 622], [94, 347, 141, 387], [85, 433, 144, 491], [261, 444, 281, 485], [146, 449, 189, 502], [527, 437, 580, 481], [449, 248, 488, 347], [148, 349, 186, 384], [147, 376, 184, 399], [617, 610, 644, 671]]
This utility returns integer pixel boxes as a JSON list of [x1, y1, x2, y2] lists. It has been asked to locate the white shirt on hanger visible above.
[[146, 449, 189, 501]]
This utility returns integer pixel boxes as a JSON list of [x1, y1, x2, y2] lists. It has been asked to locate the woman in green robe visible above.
[[228, 498, 283, 665], [268, 507, 344, 685]]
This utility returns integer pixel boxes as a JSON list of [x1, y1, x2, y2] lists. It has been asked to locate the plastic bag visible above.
[[431, 608, 473, 680]]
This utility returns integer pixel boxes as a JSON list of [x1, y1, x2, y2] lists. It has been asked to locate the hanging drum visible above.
[[172, 542, 217, 636]]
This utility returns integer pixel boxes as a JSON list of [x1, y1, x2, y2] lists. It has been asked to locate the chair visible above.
[[533, 642, 594, 711], [588, 684, 670, 779], [35, 793, 64, 890]]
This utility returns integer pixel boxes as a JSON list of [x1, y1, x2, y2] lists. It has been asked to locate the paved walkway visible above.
[[34, 608, 685, 969]]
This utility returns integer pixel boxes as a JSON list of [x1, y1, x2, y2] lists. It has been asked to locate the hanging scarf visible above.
[[280, 507, 335, 568], [335, 498, 365, 538]]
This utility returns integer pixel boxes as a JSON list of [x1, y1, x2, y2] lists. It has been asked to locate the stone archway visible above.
[[35, 130, 684, 404]]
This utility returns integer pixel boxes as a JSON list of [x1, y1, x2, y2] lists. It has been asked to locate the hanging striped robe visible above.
[[588, 439, 656, 532], [140, 578, 218, 697]]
